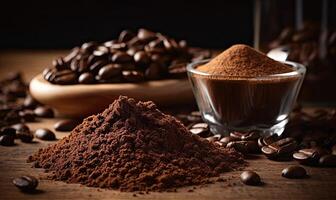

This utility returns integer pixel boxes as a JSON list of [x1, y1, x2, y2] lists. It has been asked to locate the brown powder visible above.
[[28, 96, 244, 192], [197, 44, 293, 77]]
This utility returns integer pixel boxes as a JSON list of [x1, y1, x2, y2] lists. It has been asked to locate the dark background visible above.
[[0, 0, 254, 49]]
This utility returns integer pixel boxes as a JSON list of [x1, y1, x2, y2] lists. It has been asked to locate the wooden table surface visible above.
[[0, 50, 336, 200]]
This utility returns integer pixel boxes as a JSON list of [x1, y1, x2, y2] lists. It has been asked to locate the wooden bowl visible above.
[[30, 74, 194, 117]]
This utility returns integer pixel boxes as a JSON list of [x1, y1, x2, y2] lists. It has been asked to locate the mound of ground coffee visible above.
[[197, 44, 293, 77], [28, 96, 244, 192]]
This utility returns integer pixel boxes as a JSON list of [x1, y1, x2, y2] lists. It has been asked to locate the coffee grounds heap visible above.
[[197, 44, 293, 77], [28, 96, 244, 192]]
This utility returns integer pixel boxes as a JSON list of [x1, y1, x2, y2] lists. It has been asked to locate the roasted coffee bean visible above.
[[230, 131, 260, 141], [122, 70, 144, 82], [227, 140, 260, 154], [51, 70, 77, 85], [262, 137, 297, 160], [240, 171, 261, 186], [63, 47, 80, 63], [112, 52, 133, 63], [282, 166, 307, 179], [19, 110, 36, 122], [96, 75, 122, 83], [126, 47, 140, 56], [319, 154, 336, 167], [89, 59, 108, 73], [133, 51, 150, 66], [78, 72, 95, 84], [119, 63, 136, 70], [81, 42, 98, 53], [258, 135, 279, 147], [206, 134, 221, 142], [13, 176, 38, 192], [93, 46, 110, 57], [145, 63, 163, 80], [293, 148, 329, 165], [137, 29, 157, 42], [98, 64, 122, 80], [163, 38, 179, 51], [34, 106, 54, 118], [219, 136, 239, 146], [11, 123, 33, 142], [52, 57, 67, 70], [1, 127, 16, 136], [0, 135, 15, 146], [23, 95, 39, 109], [119, 30, 135, 42], [35, 128, 56, 141], [189, 123, 211, 137], [54, 119, 79, 132]]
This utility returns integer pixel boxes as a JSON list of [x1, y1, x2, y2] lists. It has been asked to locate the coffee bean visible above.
[[23, 95, 39, 109], [1, 127, 16, 136], [52, 57, 67, 70], [63, 47, 80, 63], [0, 135, 15, 146], [240, 171, 261, 186], [219, 136, 239, 146], [189, 123, 211, 138], [134, 51, 150, 66], [54, 120, 79, 132], [119, 30, 135, 42], [137, 29, 157, 42], [81, 42, 98, 53], [293, 148, 329, 165], [282, 166, 307, 179], [89, 59, 108, 73], [187, 112, 202, 123], [19, 110, 36, 122], [227, 140, 260, 154], [319, 154, 336, 167], [78, 72, 95, 84], [112, 52, 133, 63], [122, 70, 144, 82], [258, 135, 279, 147], [35, 128, 56, 141], [52, 70, 77, 85], [11, 123, 33, 143], [230, 131, 260, 141], [13, 176, 38, 192], [262, 137, 297, 160], [98, 64, 122, 80], [206, 134, 221, 142], [34, 106, 54, 118]]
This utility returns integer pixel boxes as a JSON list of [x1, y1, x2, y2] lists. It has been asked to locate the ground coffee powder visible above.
[[28, 96, 244, 191], [197, 44, 293, 77]]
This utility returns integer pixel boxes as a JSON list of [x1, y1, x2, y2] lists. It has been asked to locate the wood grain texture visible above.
[[0, 51, 336, 200]]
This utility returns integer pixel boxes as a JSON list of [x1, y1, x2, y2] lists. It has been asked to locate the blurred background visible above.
[[0, 0, 254, 49]]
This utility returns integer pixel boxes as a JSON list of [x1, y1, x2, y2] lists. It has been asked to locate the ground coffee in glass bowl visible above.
[[187, 44, 306, 136]]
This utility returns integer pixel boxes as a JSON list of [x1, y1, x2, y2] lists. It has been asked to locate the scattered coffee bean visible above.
[[257, 135, 279, 147], [122, 70, 144, 82], [35, 128, 56, 141], [227, 140, 260, 154], [0, 134, 15, 146], [219, 136, 239, 146], [19, 110, 36, 122], [187, 111, 202, 123], [261, 137, 297, 160], [34, 106, 54, 118], [293, 148, 329, 165], [78, 72, 95, 84], [206, 134, 221, 142], [319, 155, 336, 167], [54, 120, 79, 132], [240, 171, 261, 186], [13, 176, 38, 192], [11, 123, 33, 143], [23, 95, 39, 109], [189, 123, 211, 138], [282, 166, 307, 179]]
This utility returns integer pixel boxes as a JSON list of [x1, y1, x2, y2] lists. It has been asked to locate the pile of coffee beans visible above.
[[0, 72, 58, 146], [43, 28, 212, 85], [177, 107, 336, 168]]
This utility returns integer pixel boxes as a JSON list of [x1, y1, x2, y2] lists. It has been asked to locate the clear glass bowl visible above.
[[187, 59, 306, 136]]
